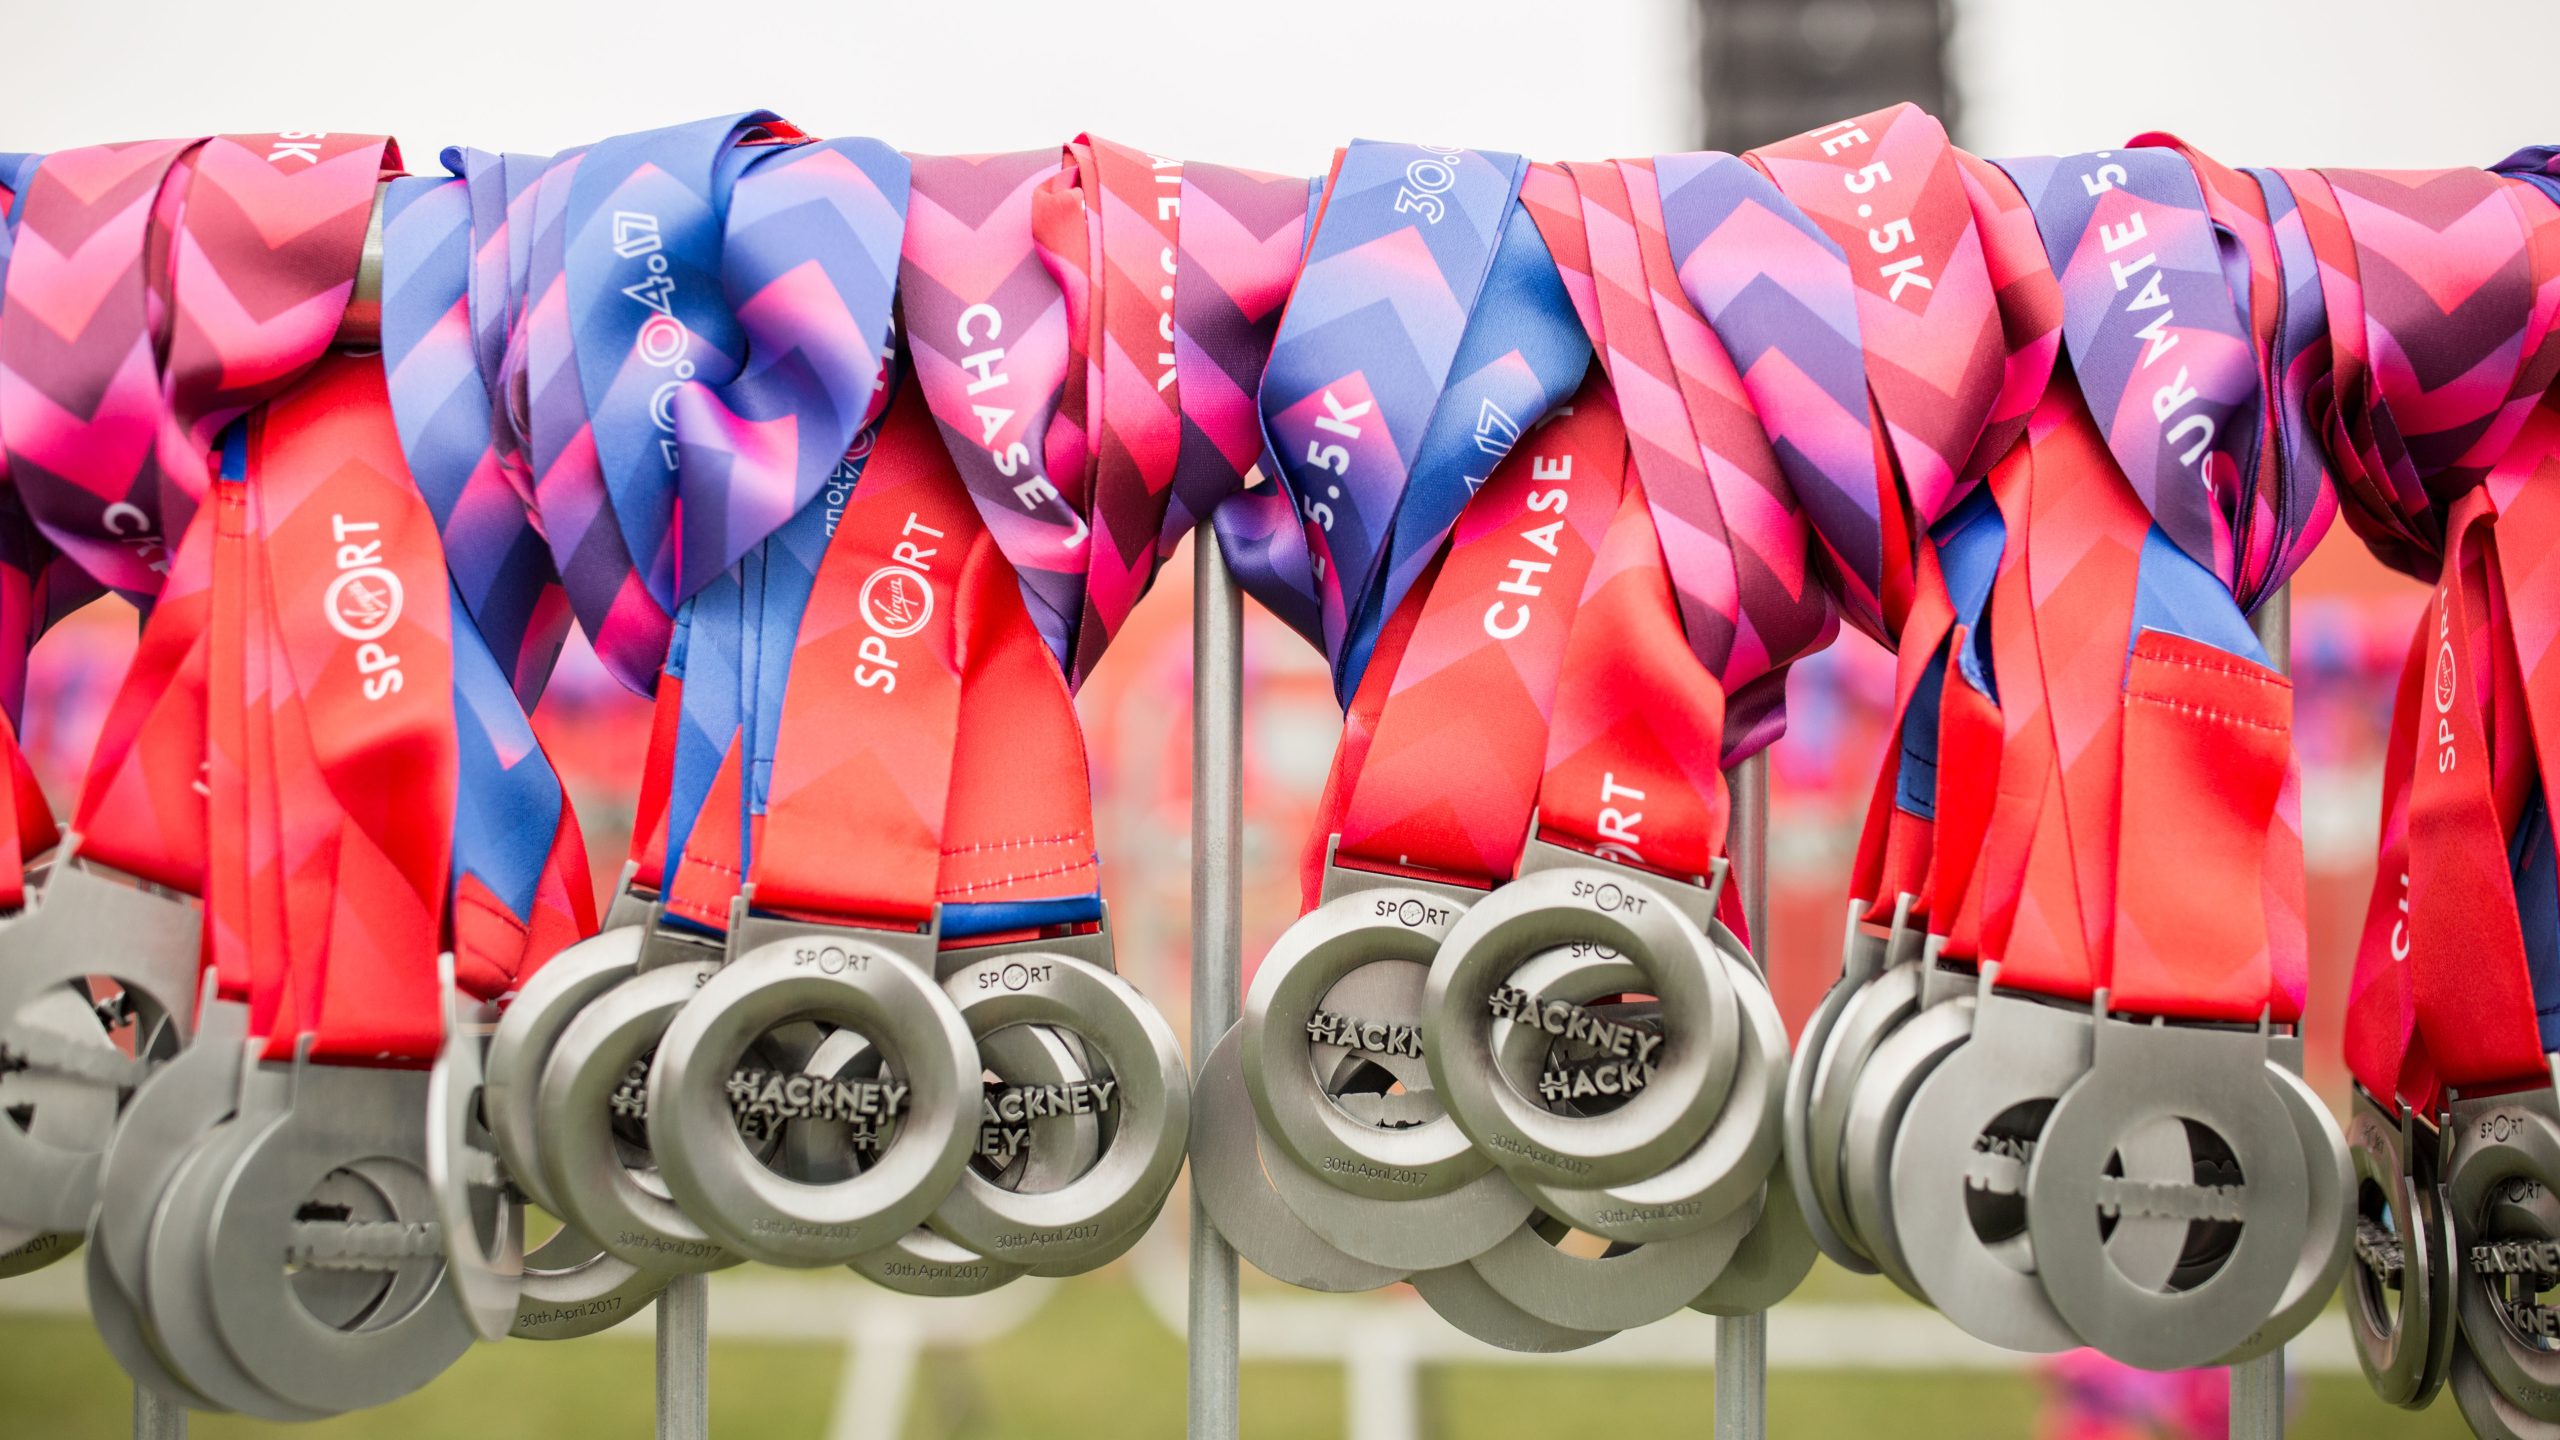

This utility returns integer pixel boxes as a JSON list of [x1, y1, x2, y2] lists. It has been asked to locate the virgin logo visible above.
[[859, 566, 932, 639], [325, 567, 403, 643], [2435, 641, 2457, 714]]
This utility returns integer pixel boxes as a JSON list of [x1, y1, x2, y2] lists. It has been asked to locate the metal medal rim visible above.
[[1500, 936, 1783, 1243], [2345, 1089, 2444, 1407], [427, 957, 524, 1341], [1885, 984, 2097, 1352], [1241, 884, 1484, 1197], [0, 1228, 79, 1279], [844, 1009, 1097, 1297], [483, 925, 648, 1218], [1408, 1257, 1617, 1353], [200, 1063, 476, 1415], [510, 1220, 673, 1339], [2022, 1011, 2309, 1370], [1466, 1190, 1758, 1332], [925, 952, 1189, 1270], [1838, 995, 1976, 1301], [140, 1106, 331, 1421], [2447, 1081, 2560, 1420], [2213, 1054, 2353, 1365], [1688, 1168, 1818, 1316], [0, 864, 200, 1230], [1257, 1095, 1537, 1271], [648, 938, 977, 1267], [85, 1229, 221, 1412], [1186, 1026, 1405, 1293], [533, 960, 739, 1274], [2454, 1342, 2560, 1440], [1805, 960, 1924, 1258], [1426, 866, 1740, 1188], [1783, 898, 1905, 1275], [95, 981, 248, 1293]]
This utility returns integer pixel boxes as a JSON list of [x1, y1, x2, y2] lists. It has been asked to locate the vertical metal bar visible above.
[[657, 1272, 710, 1440], [133, 1384, 186, 1440], [1189, 535, 1244, 1440], [1716, 752, 1771, 1440], [2231, 585, 2292, 1440]]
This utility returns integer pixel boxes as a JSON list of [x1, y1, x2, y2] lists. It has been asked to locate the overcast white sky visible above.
[[0, 0, 2541, 194]]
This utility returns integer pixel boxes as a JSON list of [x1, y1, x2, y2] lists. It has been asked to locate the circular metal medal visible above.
[[427, 963, 522, 1341], [1803, 960, 1924, 1259], [2448, 1092, 2560, 1419], [1837, 996, 1974, 1301], [198, 1066, 476, 1415], [1427, 868, 1740, 1189], [648, 937, 977, 1267], [2023, 1021, 2309, 1371], [1187, 1027, 1404, 1293], [2456, 1344, 2560, 1440], [483, 925, 647, 1217], [1409, 1259, 1614, 1353], [925, 953, 1187, 1270], [2346, 1092, 2456, 1408], [534, 960, 740, 1274], [1783, 900, 1904, 1275], [140, 1113, 335, 1421], [1243, 888, 1488, 1199], [1689, 1170, 1818, 1315], [2213, 1058, 2352, 1365], [1496, 941, 1783, 1244], [95, 983, 248, 1293]]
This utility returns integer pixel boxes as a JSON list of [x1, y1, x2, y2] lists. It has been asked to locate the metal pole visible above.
[[657, 1272, 710, 1440], [132, 1384, 186, 1440], [1715, 752, 1771, 1440], [1188, 535, 1244, 1440], [2231, 586, 2292, 1440]]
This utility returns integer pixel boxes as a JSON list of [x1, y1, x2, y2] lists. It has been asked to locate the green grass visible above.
[[0, 1270, 2495, 1438]]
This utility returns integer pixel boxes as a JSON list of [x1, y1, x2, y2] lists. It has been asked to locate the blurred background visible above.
[[0, 1, 2545, 1435]]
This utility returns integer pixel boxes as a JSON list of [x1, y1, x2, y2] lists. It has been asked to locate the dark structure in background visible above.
[[1696, 0, 1956, 150]]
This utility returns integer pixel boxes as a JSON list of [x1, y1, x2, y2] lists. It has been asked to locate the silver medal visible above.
[[2347, 1087, 2457, 1408], [2447, 1067, 2560, 1420], [1783, 896, 1912, 1275], [1242, 859, 1486, 1200], [2023, 1012, 2308, 1369], [427, 956, 523, 1340], [646, 907, 977, 1267], [195, 1060, 475, 1414], [925, 936, 1187, 1270], [1426, 850, 1740, 1189], [1493, 938, 1783, 1245]]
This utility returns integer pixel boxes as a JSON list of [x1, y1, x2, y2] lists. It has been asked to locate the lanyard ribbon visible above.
[[376, 117, 908, 695], [1213, 141, 1590, 704], [746, 381, 1099, 941], [902, 141, 1313, 687], [0, 134, 391, 601]]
